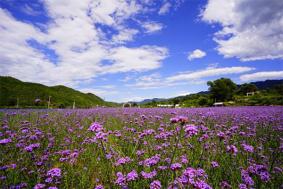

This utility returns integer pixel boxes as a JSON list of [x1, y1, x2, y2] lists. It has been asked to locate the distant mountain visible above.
[[250, 80, 283, 90], [137, 98, 166, 104], [0, 76, 113, 108]]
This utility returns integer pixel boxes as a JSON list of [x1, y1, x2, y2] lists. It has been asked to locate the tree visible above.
[[198, 96, 208, 106], [132, 102, 138, 107], [207, 78, 237, 101], [237, 83, 257, 95], [172, 98, 180, 106]]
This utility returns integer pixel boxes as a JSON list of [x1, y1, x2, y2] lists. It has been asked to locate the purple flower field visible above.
[[0, 107, 282, 189]]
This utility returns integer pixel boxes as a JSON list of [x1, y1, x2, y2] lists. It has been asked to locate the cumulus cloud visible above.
[[159, 2, 171, 15], [0, 0, 174, 86], [240, 71, 283, 82], [166, 66, 254, 82], [104, 46, 168, 73], [142, 22, 164, 33], [201, 0, 283, 61], [112, 28, 139, 44], [188, 49, 206, 61], [130, 66, 254, 89]]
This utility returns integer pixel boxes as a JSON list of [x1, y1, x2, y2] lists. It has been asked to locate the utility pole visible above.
[[72, 100, 75, 109], [48, 96, 51, 109]]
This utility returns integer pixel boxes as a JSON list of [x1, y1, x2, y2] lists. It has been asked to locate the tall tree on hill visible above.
[[207, 78, 237, 101]]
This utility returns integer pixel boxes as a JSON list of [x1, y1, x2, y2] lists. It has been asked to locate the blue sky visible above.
[[0, 0, 283, 102]]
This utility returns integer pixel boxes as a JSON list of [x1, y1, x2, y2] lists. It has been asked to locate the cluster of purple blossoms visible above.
[[45, 168, 62, 184], [94, 184, 104, 189], [0, 138, 12, 145], [241, 144, 254, 153], [177, 167, 212, 189], [150, 180, 161, 189], [184, 125, 198, 137], [143, 154, 161, 167], [24, 143, 40, 152], [155, 131, 174, 140], [115, 172, 126, 186], [88, 122, 108, 141], [94, 131, 108, 141], [57, 149, 79, 164], [217, 131, 225, 140], [141, 170, 157, 179], [0, 164, 16, 171], [226, 145, 238, 155], [158, 165, 168, 171], [34, 183, 46, 189], [170, 116, 188, 124], [247, 164, 270, 182], [48, 186, 58, 189], [115, 171, 138, 187], [180, 155, 188, 164], [211, 161, 219, 168], [170, 163, 182, 171], [136, 150, 145, 156], [239, 183, 248, 189], [126, 170, 138, 181], [88, 122, 103, 132], [47, 168, 61, 178], [241, 169, 254, 187], [115, 157, 131, 166]]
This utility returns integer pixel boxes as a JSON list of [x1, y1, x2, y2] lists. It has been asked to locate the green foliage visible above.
[[207, 78, 237, 101], [0, 76, 115, 108], [198, 96, 209, 106], [237, 83, 258, 95]]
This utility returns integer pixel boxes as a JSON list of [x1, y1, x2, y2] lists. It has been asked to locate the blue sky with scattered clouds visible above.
[[0, 0, 283, 102]]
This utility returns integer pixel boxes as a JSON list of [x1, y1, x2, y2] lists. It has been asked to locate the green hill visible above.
[[0, 76, 113, 108]]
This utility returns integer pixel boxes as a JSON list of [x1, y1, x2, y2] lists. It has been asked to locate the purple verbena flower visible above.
[[211, 161, 219, 168], [170, 163, 182, 171], [95, 184, 104, 189], [126, 170, 138, 181], [115, 157, 131, 166], [150, 180, 161, 189], [0, 138, 12, 145], [34, 183, 46, 189], [88, 122, 103, 132], [241, 144, 254, 153], [184, 125, 198, 137], [47, 168, 61, 178], [141, 170, 157, 179], [226, 145, 238, 155]]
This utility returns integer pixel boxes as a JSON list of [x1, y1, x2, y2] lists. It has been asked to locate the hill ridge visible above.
[[0, 76, 111, 108]]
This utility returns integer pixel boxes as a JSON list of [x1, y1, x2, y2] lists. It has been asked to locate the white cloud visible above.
[[105, 46, 168, 73], [90, 0, 141, 26], [201, 0, 283, 61], [159, 2, 171, 15], [188, 49, 206, 61], [130, 66, 254, 89], [112, 28, 139, 44], [142, 22, 164, 33], [167, 66, 254, 82], [240, 71, 283, 82], [0, 0, 170, 87]]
